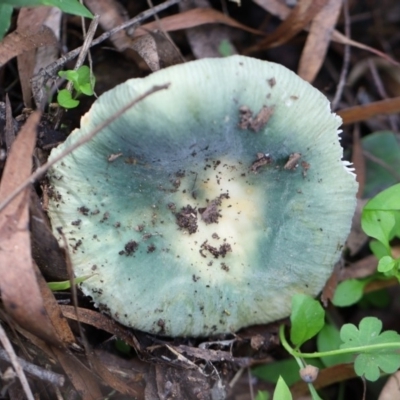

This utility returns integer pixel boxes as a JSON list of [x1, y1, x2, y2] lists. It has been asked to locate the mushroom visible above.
[[47, 55, 357, 337]]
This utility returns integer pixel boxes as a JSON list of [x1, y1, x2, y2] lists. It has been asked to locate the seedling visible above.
[[57, 65, 95, 109]]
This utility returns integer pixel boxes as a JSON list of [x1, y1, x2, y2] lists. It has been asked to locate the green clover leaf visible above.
[[340, 316, 400, 381]]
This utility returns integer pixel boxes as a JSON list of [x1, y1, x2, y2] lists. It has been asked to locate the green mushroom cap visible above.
[[47, 55, 357, 337]]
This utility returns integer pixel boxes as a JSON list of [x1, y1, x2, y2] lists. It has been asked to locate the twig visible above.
[[368, 58, 399, 132], [247, 367, 254, 400], [0, 349, 65, 387], [332, 0, 351, 110], [0, 83, 170, 214], [0, 323, 34, 400], [65, 15, 99, 93], [31, 0, 181, 105]]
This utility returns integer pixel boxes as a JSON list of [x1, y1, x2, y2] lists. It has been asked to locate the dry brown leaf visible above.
[[0, 26, 57, 68], [13, 303, 103, 399], [61, 305, 141, 351], [320, 262, 341, 306], [0, 112, 56, 344], [134, 8, 264, 37], [84, 0, 131, 51], [181, 0, 238, 59], [52, 347, 103, 400], [252, 0, 289, 19], [30, 191, 68, 281], [131, 31, 181, 71], [17, 7, 53, 108], [340, 255, 377, 281], [253, 0, 399, 65], [247, 0, 329, 51], [4, 95, 15, 152], [337, 96, 400, 124], [364, 277, 398, 294], [378, 370, 400, 400], [331, 30, 400, 66], [347, 199, 368, 256], [298, 0, 342, 82], [60, 305, 143, 395], [34, 263, 76, 346], [88, 351, 141, 397]]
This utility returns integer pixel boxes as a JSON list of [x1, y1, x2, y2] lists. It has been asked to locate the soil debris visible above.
[[284, 152, 302, 170], [250, 153, 272, 173], [239, 105, 274, 132], [199, 193, 229, 224], [175, 205, 198, 234]]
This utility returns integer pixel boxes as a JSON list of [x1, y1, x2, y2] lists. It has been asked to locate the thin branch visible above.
[[54, 15, 100, 125], [65, 14, 99, 93], [0, 349, 65, 387], [368, 58, 399, 132], [0, 84, 170, 214], [332, 0, 351, 110], [0, 323, 34, 400]]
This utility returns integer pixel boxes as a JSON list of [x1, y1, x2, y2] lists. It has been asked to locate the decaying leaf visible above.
[[135, 7, 264, 37], [0, 112, 55, 344], [0, 26, 57, 68], [298, 0, 342, 82], [248, 0, 328, 50]]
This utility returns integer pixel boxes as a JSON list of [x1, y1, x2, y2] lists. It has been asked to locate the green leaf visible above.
[[362, 183, 400, 250], [362, 210, 395, 251], [273, 376, 292, 400], [317, 323, 354, 367], [2, 0, 93, 18], [0, 4, 13, 41], [362, 131, 400, 198], [76, 65, 95, 95], [218, 39, 235, 57], [332, 279, 367, 307], [378, 255, 396, 273], [115, 339, 131, 355], [48, 274, 93, 291], [57, 89, 79, 108], [58, 69, 79, 82], [58, 66, 95, 95], [290, 294, 325, 347], [255, 390, 270, 400], [370, 239, 391, 259], [253, 359, 300, 386], [340, 316, 400, 381]]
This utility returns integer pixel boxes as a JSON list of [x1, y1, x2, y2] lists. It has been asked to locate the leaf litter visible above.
[[1, 0, 400, 399]]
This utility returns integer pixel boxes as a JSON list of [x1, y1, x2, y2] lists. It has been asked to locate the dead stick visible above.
[[0, 323, 34, 400], [0, 349, 65, 387]]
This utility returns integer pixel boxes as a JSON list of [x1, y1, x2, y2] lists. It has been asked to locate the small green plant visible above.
[[47, 274, 93, 291], [57, 65, 95, 109], [278, 295, 400, 399], [0, 0, 93, 41], [362, 183, 400, 278], [254, 183, 400, 399]]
